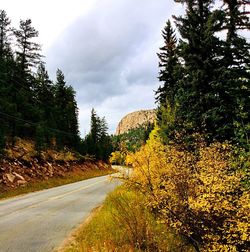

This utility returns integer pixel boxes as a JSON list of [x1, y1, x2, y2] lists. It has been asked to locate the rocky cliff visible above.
[[116, 109, 156, 135]]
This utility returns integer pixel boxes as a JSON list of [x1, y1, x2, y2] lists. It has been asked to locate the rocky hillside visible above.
[[0, 158, 110, 191], [116, 109, 156, 135], [0, 138, 111, 192]]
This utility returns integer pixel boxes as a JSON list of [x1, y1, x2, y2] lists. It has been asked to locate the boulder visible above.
[[5, 173, 15, 183], [13, 172, 25, 181]]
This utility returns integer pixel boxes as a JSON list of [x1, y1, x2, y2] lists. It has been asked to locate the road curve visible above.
[[0, 173, 121, 252]]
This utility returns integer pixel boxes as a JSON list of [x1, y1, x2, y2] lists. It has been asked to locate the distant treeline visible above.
[[0, 10, 112, 161]]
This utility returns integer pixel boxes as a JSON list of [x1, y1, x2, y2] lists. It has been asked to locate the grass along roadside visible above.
[[0, 169, 115, 200], [62, 185, 193, 252]]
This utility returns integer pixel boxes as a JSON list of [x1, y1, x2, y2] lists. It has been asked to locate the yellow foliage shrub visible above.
[[126, 128, 250, 252], [109, 151, 125, 165]]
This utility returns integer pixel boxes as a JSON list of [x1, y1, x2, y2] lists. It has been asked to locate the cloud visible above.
[[45, 0, 180, 134]]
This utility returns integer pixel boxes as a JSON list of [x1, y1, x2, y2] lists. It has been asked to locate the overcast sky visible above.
[[2, 0, 183, 135]]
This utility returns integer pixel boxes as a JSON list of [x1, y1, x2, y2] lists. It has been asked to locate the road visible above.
[[0, 173, 121, 252]]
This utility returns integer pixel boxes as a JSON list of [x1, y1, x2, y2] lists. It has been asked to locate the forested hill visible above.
[[0, 11, 80, 151]]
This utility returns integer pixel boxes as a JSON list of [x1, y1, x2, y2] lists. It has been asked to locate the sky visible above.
[[2, 0, 183, 135]]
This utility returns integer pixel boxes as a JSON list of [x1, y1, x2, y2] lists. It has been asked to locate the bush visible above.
[[66, 186, 189, 252], [126, 129, 250, 252], [109, 151, 125, 165]]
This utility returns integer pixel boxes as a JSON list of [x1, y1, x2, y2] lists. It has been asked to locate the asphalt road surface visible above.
[[0, 173, 121, 252]]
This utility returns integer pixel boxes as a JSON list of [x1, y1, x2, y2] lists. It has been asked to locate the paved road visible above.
[[0, 173, 121, 252]]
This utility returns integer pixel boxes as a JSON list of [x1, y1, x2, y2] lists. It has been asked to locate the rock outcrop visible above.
[[116, 109, 156, 135]]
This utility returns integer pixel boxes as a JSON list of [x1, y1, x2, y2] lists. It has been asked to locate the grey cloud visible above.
[[45, 0, 179, 133]]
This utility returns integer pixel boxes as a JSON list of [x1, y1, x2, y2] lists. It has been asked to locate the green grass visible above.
[[0, 169, 115, 200], [63, 186, 192, 252]]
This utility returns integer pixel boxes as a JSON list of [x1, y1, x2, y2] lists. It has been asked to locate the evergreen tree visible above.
[[13, 19, 42, 137], [155, 0, 250, 146], [0, 12, 81, 151], [0, 10, 17, 139], [98, 117, 112, 161], [0, 10, 11, 59], [156, 20, 180, 109], [156, 20, 182, 142], [14, 19, 42, 71], [35, 63, 56, 147], [220, 0, 250, 145], [54, 69, 80, 148], [171, 0, 235, 143], [82, 109, 112, 161]]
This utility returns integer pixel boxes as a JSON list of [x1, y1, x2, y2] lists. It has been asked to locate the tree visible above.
[[0, 10, 11, 59], [82, 109, 112, 161], [219, 0, 250, 145], [168, 0, 250, 144], [11, 19, 43, 138], [54, 69, 80, 148], [0, 13, 81, 151], [156, 20, 181, 142], [14, 19, 42, 72], [0, 10, 18, 140], [35, 63, 56, 147], [173, 0, 224, 140], [156, 20, 180, 109]]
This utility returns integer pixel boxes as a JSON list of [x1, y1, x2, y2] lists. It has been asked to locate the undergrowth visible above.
[[63, 186, 194, 252]]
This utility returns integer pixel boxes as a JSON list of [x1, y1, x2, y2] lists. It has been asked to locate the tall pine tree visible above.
[[14, 19, 42, 71], [35, 63, 56, 147], [13, 19, 42, 137], [156, 20, 182, 142], [220, 0, 250, 145], [172, 0, 236, 142], [54, 69, 79, 148]]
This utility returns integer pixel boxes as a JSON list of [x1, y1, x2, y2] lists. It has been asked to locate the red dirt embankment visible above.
[[0, 158, 111, 192]]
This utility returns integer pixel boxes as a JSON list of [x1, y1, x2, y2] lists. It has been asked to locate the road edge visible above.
[[55, 205, 103, 252]]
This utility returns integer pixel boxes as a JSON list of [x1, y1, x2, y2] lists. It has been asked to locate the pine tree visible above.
[[156, 20, 182, 142], [0, 10, 16, 139], [83, 109, 112, 160], [54, 69, 69, 147], [0, 10, 11, 59], [35, 63, 56, 147], [13, 19, 42, 138], [220, 0, 250, 145], [173, 0, 231, 141], [156, 20, 179, 108], [54, 69, 80, 148], [160, 0, 250, 145], [14, 19, 42, 72], [64, 85, 80, 148], [98, 117, 112, 161]]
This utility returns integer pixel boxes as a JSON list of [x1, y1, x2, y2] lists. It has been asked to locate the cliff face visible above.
[[115, 109, 156, 135]]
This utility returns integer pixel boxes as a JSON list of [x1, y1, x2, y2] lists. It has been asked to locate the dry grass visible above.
[[62, 186, 192, 252]]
